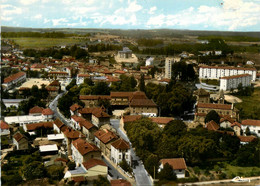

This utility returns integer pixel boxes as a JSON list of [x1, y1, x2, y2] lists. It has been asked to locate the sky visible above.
[[1, 0, 260, 31]]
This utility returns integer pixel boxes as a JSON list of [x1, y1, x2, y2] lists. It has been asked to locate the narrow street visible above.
[[110, 119, 153, 186]]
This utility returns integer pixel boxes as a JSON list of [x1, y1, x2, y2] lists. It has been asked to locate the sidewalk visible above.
[[103, 154, 136, 186]]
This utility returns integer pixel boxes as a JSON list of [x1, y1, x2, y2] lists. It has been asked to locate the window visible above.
[[258, 130, 260, 134], [126, 155, 128, 159], [179, 170, 182, 172], [119, 155, 121, 159]]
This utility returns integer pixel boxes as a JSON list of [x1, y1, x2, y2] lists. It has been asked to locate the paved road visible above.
[[110, 119, 153, 186], [102, 156, 128, 180], [49, 91, 74, 129]]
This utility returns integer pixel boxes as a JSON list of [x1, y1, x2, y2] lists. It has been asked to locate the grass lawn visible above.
[[224, 164, 260, 178], [235, 87, 260, 120], [8, 37, 87, 49], [201, 79, 220, 86]]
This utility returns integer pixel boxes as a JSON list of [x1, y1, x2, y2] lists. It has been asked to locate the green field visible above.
[[235, 87, 260, 120], [8, 37, 87, 49]]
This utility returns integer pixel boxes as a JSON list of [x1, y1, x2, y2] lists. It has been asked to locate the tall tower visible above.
[[165, 57, 173, 79], [218, 89, 225, 104]]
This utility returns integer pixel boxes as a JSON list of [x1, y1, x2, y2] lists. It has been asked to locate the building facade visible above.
[[220, 74, 252, 91], [199, 66, 257, 81]]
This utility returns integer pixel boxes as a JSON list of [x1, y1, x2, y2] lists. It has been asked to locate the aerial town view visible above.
[[1, 0, 260, 186]]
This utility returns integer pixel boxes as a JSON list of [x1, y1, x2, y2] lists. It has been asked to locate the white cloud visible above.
[[148, 6, 157, 14], [1, 4, 23, 21], [33, 14, 42, 19], [44, 18, 50, 24], [19, 0, 38, 5], [146, 0, 260, 30], [52, 18, 68, 26]]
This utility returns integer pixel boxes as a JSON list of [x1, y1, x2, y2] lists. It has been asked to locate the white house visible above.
[[199, 66, 257, 81], [42, 108, 54, 120], [241, 119, 260, 137], [111, 138, 131, 166], [145, 57, 154, 66], [13, 132, 28, 150], [0, 120, 10, 136], [220, 74, 252, 91], [71, 138, 101, 166], [2, 99, 25, 109], [2, 71, 26, 90], [76, 74, 90, 85], [159, 158, 187, 178]]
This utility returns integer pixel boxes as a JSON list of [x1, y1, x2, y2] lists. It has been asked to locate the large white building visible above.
[[2, 72, 26, 90], [220, 74, 252, 91], [110, 138, 131, 166], [199, 66, 257, 81]]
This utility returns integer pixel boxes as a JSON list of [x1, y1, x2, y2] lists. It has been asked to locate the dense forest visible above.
[[1, 31, 72, 38]]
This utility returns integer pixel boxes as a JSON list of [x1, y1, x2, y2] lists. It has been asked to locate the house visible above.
[[2, 71, 26, 90], [220, 116, 235, 128], [2, 99, 25, 109], [53, 118, 67, 133], [91, 108, 110, 128], [194, 88, 210, 104], [46, 86, 59, 97], [81, 158, 108, 180], [118, 47, 132, 59], [79, 95, 111, 108], [238, 136, 257, 145], [13, 132, 28, 150], [199, 65, 257, 81], [231, 122, 242, 136], [71, 115, 86, 130], [70, 104, 82, 116], [220, 74, 252, 91], [159, 158, 187, 178], [195, 103, 238, 125], [110, 179, 131, 186], [76, 74, 91, 85], [42, 108, 54, 120], [111, 138, 131, 166], [39, 144, 59, 156], [0, 120, 10, 136], [129, 91, 158, 116], [62, 128, 82, 155], [120, 115, 142, 130], [71, 138, 101, 166], [241, 119, 260, 137], [23, 121, 53, 132], [94, 129, 119, 157], [29, 106, 44, 116], [79, 120, 97, 141]]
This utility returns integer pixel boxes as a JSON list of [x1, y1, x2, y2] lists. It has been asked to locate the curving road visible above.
[[110, 119, 153, 186]]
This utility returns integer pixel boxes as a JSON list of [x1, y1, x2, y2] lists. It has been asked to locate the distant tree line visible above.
[[198, 35, 260, 42], [23, 44, 88, 59], [2, 31, 72, 38], [137, 38, 164, 47], [87, 43, 122, 52]]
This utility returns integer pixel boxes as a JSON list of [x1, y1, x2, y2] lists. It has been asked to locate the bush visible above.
[[22, 161, 46, 180], [119, 159, 132, 173], [2, 174, 23, 186], [67, 161, 76, 170], [177, 177, 199, 183], [219, 172, 227, 179], [193, 166, 200, 175], [47, 165, 65, 180]]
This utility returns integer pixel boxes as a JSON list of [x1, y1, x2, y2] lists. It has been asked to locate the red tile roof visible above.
[[150, 117, 174, 125], [3, 72, 26, 83], [238, 136, 257, 143], [70, 104, 82, 112], [92, 109, 110, 118], [72, 138, 100, 156], [197, 103, 232, 110], [231, 122, 241, 128], [25, 122, 53, 131], [199, 65, 256, 71], [160, 158, 187, 170], [54, 118, 65, 128], [46, 86, 58, 91], [49, 80, 60, 86], [111, 138, 130, 150], [220, 116, 235, 123], [29, 106, 44, 114], [1, 120, 9, 130], [71, 115, 85, 123], [63, 128, 82, 139], [79, 120, 95, 130], [130, 99, 157, 107], [72, 176, 85, 182], [110, 92, 133, 98], [49, 71, 68, 75], [94, 129, 118, 144], [111, 179, 131, 186], [78, 74, 90, 77], [42, 108, 54, 115], [242, 120, 260, 127], [13, 132, 26, 142], [82, 158, 107, 170], [206, 120, 220, 131], [123, 115, 142, 123]]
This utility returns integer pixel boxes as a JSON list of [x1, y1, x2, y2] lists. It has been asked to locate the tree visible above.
[[158, 163, 177, 181], [139, 73, 146, 92], [80, 87, 92, 95], [22, 161, 46, 180], [163, 120, 187, 136], [41, 84, 49, 99], [245, 127, 251, 136], [46, 165, 65, 180], [84, 78, 94, 86], [144, 154, 159, 178], [205, 110, 220, 124], [119, 159, 132, 173], [93, 175, 110, 186], [67, 161, 76, 170], [66, 79, 76, 91], [31, 85, 39, 98], [92, 82, 110, 95]]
